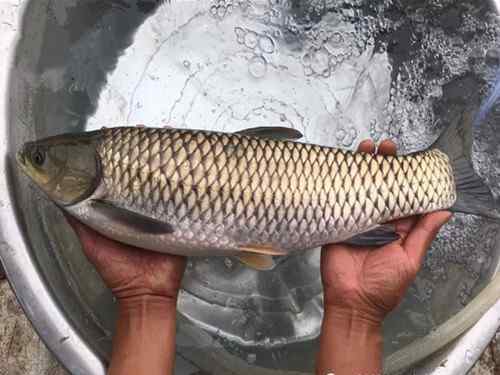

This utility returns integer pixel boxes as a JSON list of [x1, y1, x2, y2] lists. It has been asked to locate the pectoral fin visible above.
[[91, 200, 174, 234], [235, 126, 303, 141], [344, 225, 400, 247], [236, 253, 275, 271]]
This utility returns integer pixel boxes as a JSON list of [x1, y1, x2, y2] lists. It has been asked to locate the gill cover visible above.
[[17, 131, 102, 206]]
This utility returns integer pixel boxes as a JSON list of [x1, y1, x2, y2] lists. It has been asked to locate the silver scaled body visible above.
[[67, 127, 457, 256]]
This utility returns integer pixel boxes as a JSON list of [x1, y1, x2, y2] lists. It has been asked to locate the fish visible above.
[[16, 113, 498, 271]]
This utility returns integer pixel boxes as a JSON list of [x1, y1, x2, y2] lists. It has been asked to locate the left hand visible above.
[[66, 218, 185, 375], [66, 216, 186, 302]]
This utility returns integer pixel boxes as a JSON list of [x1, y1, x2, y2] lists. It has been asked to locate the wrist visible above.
[[117, 294, 178, 317], [323, 288, 388, 325], [323, 304, 384, 329], [317, 305, 383, 375], [112, 284, 182, 303], [110, 296, 178, 375]]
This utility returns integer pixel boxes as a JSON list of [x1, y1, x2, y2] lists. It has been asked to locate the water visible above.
[[18, 0, 500, 373], [83, 0, 500, 369], [475, 69, 500, 126]]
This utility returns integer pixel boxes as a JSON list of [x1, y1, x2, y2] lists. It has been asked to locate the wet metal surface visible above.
[[0, 278, 499, 375], [2, 0, 500, 374]]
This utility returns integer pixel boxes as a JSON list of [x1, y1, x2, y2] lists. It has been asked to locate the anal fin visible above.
[[236, 243, 286, 270], [237, 253, 276, 271], [238, 244, 287, 256]]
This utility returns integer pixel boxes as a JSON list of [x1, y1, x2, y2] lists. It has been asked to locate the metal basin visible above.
[[1, 0, 500, 374]]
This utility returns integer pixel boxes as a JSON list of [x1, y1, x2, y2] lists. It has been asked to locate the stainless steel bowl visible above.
[[1, 0, 500, 374]]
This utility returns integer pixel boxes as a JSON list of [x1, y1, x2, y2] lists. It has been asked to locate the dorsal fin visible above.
[[235, 126, 303, 141]]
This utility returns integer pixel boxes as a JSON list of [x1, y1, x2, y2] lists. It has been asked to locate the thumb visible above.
[[404, 211, 452, 268]]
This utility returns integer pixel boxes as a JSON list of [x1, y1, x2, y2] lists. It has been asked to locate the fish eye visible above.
[[31, 149, 45, 166]]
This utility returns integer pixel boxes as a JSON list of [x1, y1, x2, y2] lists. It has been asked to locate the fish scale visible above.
[[97, 127, 456, 253]]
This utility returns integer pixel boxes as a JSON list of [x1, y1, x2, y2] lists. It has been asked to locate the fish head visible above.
[[16, 132, 101, 205]]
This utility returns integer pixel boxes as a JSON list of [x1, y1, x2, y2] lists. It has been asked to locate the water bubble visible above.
[[370, 120, 382, 142], [485, 48, 500, 66], [217, 6, 227, 18], [429, 86, 443, 98], [234, 26, 245, 37], [259, 35, 276, 54], [331, 32, 344, 44], [302, 52, 312, 67], [244, 30, 259, 49], [234, 27, 246, 44], [183, 60, 191, 69], [336, 128, 347, 143], [303, 66, 313, 76], [224, 257, 234, 269], [248, 55, 268, 78], [311, 48, 330, 75], [335, 126, 358, 147], [342, 127, 358, 147], [238, 0, 251, 13]]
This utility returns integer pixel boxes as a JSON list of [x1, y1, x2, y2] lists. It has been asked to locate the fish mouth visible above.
[[15, 148, 26, 169], [15, 143, 32, 175]]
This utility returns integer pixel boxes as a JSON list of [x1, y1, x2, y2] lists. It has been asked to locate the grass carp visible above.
[[16, 112, 497, 270]]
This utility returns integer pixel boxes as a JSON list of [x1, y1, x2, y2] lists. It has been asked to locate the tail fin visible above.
[[433, 110, 500, 220]]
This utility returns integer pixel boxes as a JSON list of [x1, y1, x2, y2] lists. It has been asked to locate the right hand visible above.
[[320, 140, 452, 323]]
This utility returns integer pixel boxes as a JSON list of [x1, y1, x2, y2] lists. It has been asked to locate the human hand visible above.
[[320, 140, 452, 324], [66, 217, 186, 375], [66, 216, 186, 302]]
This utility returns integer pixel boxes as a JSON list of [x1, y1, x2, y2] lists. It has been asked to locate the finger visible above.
[[404, 211, 452, 267], [358, 139, 376, 154], [378, 140, 397, 156]]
